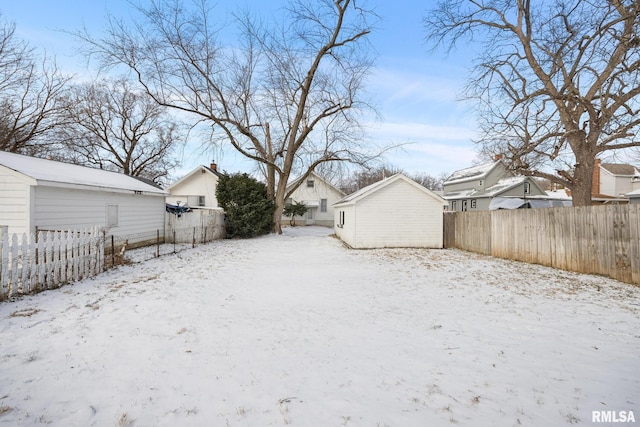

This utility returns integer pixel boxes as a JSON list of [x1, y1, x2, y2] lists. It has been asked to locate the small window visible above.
[[524, 182, 531, 194], [198, 196, 205, 206], [320, 199, 327, 213], [106, 205, 118, 227], [307, 179, 315, 188], [339, 211, 345, 227], [285, 198, 293, 206], [471, 199, 477, 209], [452, 201, 457, 211]]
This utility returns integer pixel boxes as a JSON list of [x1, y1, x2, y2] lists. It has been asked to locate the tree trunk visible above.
[[571, 152, 595, 206]]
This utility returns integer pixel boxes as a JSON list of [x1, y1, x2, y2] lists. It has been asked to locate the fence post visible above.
[[156, 229, 160, 258], [192, 227, 196, 248], [111, 235, 115, 267]]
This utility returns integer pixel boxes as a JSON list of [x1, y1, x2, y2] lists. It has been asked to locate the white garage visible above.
[[333, 173, 447, 249]]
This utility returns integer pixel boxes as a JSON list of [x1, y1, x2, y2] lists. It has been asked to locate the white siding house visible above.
[[0, 151, 166, 244], [593, 160, 640, 201], [284, 171, 345, 227], [333, 173, 447, 249], [627, 189, 640, 204], [166, 163, 223, 208]]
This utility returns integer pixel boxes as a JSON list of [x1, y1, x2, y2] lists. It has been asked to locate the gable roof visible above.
[[442, 176, 544, 200], [0, 151, 166, 195], [444, 161, 504, 185], [600, 163, 640, 176], [335, 173, 447, 206], [166, 164, 224, 191], [286, 171, 346, 196]]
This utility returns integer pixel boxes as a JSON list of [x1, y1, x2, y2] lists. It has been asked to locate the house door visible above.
[[305, 208, 315, 225]]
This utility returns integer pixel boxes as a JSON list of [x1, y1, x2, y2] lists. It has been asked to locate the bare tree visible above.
[[0, 15, 70, 156], [410, 171, 447, 192], [339, 164, 404, 193], [55, 78, 183, 183], [78, 0, 380, 232], [425, 1, 640, 206]]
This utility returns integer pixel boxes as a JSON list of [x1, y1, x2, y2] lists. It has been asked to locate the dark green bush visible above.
[[216, 173, 275, 238]]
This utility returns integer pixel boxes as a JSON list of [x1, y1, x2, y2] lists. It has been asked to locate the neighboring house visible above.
[[333, 173, 447, 249], [284, 171, 345, 227], [627, 189, 640, 204], [592, 159, 640, 203], [166, 162, 224, 208], [442, 160, 548, 210], [0, 151, 167, 244]]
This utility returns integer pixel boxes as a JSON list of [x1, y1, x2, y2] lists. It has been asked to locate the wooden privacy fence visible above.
[[444, 204, 640, 286], [0, 228, 104, 300]]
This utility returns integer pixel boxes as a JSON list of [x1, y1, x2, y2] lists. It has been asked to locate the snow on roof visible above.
[[0, 151, 166, 195], [443, 176, 529, 200], [483, 176, 527, 196], [626, 188, 640, 197], [445, 161, 500, 184]]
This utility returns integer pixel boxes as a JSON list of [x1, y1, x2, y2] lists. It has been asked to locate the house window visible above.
[[106, 205, 119, 227], [339, 211, 345, 227], [307, 179, 315, 188], [285, 198, 293, 206], [320, 198, 327, 213], [452, 201, 457, 211], [524, 182, 531, 194], [471, 199, 477, 209], [198, 195, 205, 206]]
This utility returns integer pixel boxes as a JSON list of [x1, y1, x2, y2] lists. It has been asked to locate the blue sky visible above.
[[1, 0, 481, 180]]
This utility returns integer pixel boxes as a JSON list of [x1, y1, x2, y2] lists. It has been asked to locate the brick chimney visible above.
[[592, 158, 601, 196], [494, 154, 503, 161], [210, 161, 217, 171]]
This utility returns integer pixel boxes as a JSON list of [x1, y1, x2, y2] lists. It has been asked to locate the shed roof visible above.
[[0, 151, 166, 195], [334, 173, 447, 206]]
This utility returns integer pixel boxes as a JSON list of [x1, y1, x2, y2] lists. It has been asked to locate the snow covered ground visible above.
[[1, 226, 638, 426]]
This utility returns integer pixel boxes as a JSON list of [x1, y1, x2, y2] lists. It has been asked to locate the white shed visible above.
[[0, 151, 167, 245], [333, 173, 447, 249]]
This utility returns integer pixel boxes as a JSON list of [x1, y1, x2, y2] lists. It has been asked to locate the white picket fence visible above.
[[0, 228, 104, 300]]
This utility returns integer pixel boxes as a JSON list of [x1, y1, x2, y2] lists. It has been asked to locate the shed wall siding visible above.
[[33, 186, 165, 241], [352, 180, 443, 249], [0, 171, 31, 235], [334, 205, 356, 246]]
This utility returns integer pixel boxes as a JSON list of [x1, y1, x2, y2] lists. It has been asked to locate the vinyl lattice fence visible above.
[[0, 228, 104, 300], [444, 204, 640, 286]]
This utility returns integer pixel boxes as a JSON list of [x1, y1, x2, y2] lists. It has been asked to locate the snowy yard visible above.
[[1, 226, 638, 426]]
